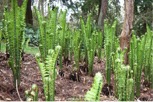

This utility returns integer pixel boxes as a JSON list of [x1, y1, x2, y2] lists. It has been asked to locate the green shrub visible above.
[[24, 27, 39, 46]]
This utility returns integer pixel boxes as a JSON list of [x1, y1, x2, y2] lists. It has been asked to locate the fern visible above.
[[72, 30, 81, 70], [114, 48, 134, 101], [84, 72, 103, 101], [80, 14, 97, 74], [2, 7, 9, 53], [3, 0, 27, 86], [128, 27, 153, 96], [48, 7, 58, 49], [36, 45, 61, 101], [34, 7, 58, 62], [104, 21, 118, 85], [58, 10, 67, 68], [25, 84, 38, 101], [144, 26, 153, 82]]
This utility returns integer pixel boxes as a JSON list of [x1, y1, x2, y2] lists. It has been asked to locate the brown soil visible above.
[[0, 52, 153, 101]]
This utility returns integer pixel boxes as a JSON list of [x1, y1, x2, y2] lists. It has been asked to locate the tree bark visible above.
[[119, 0, 134, 65], [40, 0, 44, 16], [18, 0, 33, 25], [26, 0, 33, 25], [98, 0, 108, 48], [98, 0, 108, 29]]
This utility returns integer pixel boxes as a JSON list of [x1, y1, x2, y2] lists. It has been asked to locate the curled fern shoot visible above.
[[25, 84, 38, 101]]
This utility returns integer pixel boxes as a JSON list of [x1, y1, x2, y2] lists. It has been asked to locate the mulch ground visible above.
[[0, 52, 153, 101]]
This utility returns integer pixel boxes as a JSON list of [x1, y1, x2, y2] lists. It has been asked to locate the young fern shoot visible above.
[[3, 0, 27, 86], [25, 84, 38, 101], [36, 45, 61, 101], [34, 7, 58, 62], [104, 21, 118, 85], [73, 30, 81, 70], [80, 14, 97, 75], [58, 10, 67, 68], [84, 72, 103, 101], [114, 48, 134, 101]]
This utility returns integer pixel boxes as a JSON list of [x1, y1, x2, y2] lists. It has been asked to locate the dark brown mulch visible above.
[[0, 52, 152, 101]]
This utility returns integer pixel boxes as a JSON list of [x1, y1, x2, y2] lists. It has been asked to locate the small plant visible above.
[[104, 21, 118, 85], [72, 30, 81, 69], [3, 0, 27, 86], [80, 14, 97, 75], [84, 72, 103, 101], [36, 45, 61, 101], [57, 10, 67, 68], [34, 7, 58, 62], [129, 27, 153, 97], [114, 48, 134, 101], [143, 26, 153, 85], [24, 27, 39, 46], [25, 84, 38, 101]]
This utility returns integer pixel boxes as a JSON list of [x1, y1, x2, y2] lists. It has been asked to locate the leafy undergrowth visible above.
[[0, 52, 153, 101]]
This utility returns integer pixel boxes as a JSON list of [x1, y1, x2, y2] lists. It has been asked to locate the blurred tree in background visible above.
[[0, 0, 152, 44], [0, 0, 33, 25], [134, 0, 153, 36]]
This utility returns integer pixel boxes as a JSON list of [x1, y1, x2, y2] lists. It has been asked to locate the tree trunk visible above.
[[98, 0, 108, 47], [40, 0, 44, 16], [119, 0, 134, 65], [26, 0, 33, 25], [98, 0, 108, 29], [18, 0, 33, 25]]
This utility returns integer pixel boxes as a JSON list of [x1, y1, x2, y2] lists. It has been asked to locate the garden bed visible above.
[[0, 52, 153, 101]]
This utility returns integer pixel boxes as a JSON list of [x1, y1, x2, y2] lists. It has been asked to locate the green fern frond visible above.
[[3, 0, 27, 86], [48, 8, 58, 49], [34, 7, 58, 62], [84, 72, 103, 101], [36, 45, 61, 101], [58, 10, 67, 68], [80, 14, 97, 74], [73, 30, 81, 69]]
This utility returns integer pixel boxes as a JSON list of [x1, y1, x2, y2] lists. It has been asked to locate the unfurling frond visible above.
[[84, 72, 103, 101]]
